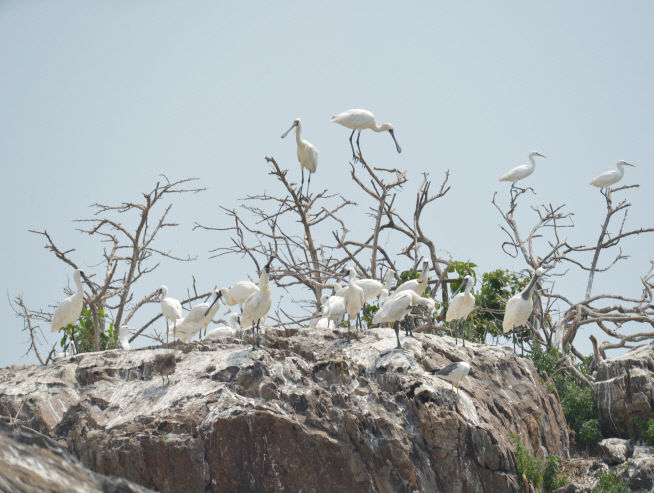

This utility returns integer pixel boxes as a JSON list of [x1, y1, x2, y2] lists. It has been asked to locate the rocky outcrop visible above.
[[596, 438, 631, 465], [0, 327, 568, 493], [593, 344, 654, 438], [0, 419, 153, 493]]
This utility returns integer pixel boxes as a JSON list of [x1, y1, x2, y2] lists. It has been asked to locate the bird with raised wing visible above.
[[331, 109, 401, 161], [281, 118, 319, 198]]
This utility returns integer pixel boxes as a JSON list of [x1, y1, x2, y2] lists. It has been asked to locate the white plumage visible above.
[[220, 281, 259, 309], [395, 262, 429, 296], [281, 118, 319, 197], [320, 293, 346, 328], [170, 290, 223, 342], [446, 275, 475, 346], [433, 361, 471, 394], [118, 325, 130, 350], [342, 267, 365, 342], [159, 285, 183, 341], [51, 268, 87, 332], [503, 267, 544, 353], [331, 108, 401, 159], [373, 290, 435, 349], [590, 161, 636, 188], [202, 313, 241, 341], [499, 151, 546, 183], [240, 259, 274, 349]]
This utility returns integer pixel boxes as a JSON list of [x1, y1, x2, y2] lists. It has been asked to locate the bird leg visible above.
[[306, 171, 311, 199], [393, 321, 401, 349], [461, 321, 466, 348], [71, 327, 78, 353], [356, 130, 363, 161], [165, 321, 169, 345], [347, 318, 351, 343], [251, 322, 256, 350], [299, 167, 305, 199], [348, 129, 357, 162]]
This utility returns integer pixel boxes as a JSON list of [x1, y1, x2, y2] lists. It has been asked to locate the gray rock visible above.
[[619, 455, 654, 491], [596, 438, 632, 465]]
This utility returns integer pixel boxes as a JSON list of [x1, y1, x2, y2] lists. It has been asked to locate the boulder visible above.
[[0, 328, 569, 493], [596, 438, 631, 465], [593, 344, 654, 438], [618, 446, 654, 491]]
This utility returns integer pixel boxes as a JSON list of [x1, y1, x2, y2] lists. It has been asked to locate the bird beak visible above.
[[204, 292, 222, 317], [624, 162, 636, 167], [264, 256, 274, 273], [537, 153, 547, 158], [388, 129, 402, 153], [281, 121, 298, 139]]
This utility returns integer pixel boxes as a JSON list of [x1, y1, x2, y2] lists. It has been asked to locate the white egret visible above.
[[118, 325, 130, 350], [373, 290, 434, 349], [232, 258, 274, 350], [499, 151, 546, 184], [446, 275, 476, 347], [203, 313, 241, 341], [320, 293, 345, 328], [219, 281, 259, 310], [281, 118, 319, 198], [331, 109, 401, 161], [503, 267, 543, 354], [342, 267, 364, 343], [432, 361, 470, 395], [590, 161, 636, 188], [395, 261, 429, 296], [171, 291, 223, 342], [159, 285, 183, 343], [51, 268, 88, 349]]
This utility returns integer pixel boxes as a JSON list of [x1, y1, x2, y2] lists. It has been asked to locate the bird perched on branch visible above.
[[499, 151, 546, 184], [331, 108, 401, 161], [281, 118, 319, 199], [503, 267, 543, 355], [590, 160, 636, 188]]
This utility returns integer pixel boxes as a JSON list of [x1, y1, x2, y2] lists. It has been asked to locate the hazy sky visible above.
[[1, 1, 652, 367]]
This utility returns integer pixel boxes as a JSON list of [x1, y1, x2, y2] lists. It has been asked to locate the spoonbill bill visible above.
[[503, 267, 543, 354], [446, 275, 475, 347], [342, 267, 365, 343], [281, 118, 319, 198], [233, 257, 274, 350], [373, 290, 434, 349], [51, 268, 88, 349], [203, 313, 241, 341], [118, 325, 130, 350], [432, 361, 470, 395], [395, 261, 430, 296], [499, 151, 546, 184], [590, 161, 636, 188], [159, 285, 182, 343], [172, 291, 223, 342], [331, 109, 401, 161]]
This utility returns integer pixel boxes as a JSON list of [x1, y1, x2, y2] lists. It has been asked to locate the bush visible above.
[[594, 471, 633, 493], [510, 434, 543, 491], [60, 306, 118, 353], [543, 454, 567, 492], [645, 419, 654, 446], [579, 419, 602, 448]]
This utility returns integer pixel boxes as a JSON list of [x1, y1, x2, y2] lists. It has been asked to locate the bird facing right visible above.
[[499, 151, 546, 184], [590, 160, 636, 188]]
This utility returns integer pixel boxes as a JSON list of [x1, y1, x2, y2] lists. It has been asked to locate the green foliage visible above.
[[60, 307, 118, 353], [447, 260, 477, 292], [543, 454, 567, 492], [510, 434, 543, 491], [594, 471, 633, 493], [360, 302, 379, 328], [579, 419, 602, 447], [645, 419, 654, 446]]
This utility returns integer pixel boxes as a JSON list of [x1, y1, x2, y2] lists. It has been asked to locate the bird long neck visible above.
[[615, 163, 626, 179], [259, 270, 271, 295], [74, 274, 84, 296], [527, 154, 537, 172], [384, 273, 394, 291], [521, 274, 539, 300], [295, 122, 303, 146], [464, 280, 472, 294], [371, 121, 385, 132]]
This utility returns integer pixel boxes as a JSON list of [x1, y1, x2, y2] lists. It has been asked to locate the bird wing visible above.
[[231, 281, 259, 304], [499, 165, 531, 182], [433, 362, 461, 377], [331, 109, 374, 128], [590, 170, 618, 187], [51, 294, 82, 332], [355, 279, 383, 301], [299, 142, 319, 173]]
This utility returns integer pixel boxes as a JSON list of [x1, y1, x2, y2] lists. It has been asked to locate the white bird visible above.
[[51, 268, 88, 349], [342, 267, 365, 343], [432, 361, 471, 395], [499, 151, 546, 184], [331, 109, 401, 161], [202, 313, 241, 341], [171, 290, 223, 342], [446, 275, 476, 347], [503, 267, 544, 354], [118, 325, 130, 350], [159, 285, 183, 343], [281, 118, 319, 198], [590, 160, 636, 188], [233, 258, 274, 350], [219, 281, 259, 310], [320, 293, 346, 328], [395, 261, 430, 296], [373, 290, 435, 349]]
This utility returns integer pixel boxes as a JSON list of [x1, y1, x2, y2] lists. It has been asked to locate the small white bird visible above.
[[331, 109, 401, 160], [51, 268, 88, 350], [373, 290, 435, 349], [202, 313, 241, 341], [171, 290, 223, 342], [118, 325, 130, 350], [342, 267, 365, 343], [503, 267, 543, 354], [159, 285, 183, 343], [281, 118, 319, 198], [499, 151, 546, 184], [219, 281, 259, 310], [446, 275, 476, 347], [590, 160, 636, 188], [395, 261, 430, 296], [432, 361, 471, 394], [235, 258, 274, 350], [320, 293, 346, 328]]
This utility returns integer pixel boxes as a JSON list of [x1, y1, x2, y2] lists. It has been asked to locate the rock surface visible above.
[[0, 327, 569, 493], [593, 344, 654, 438], [0, 419, 153, 493], [596, 438, 631, 465]]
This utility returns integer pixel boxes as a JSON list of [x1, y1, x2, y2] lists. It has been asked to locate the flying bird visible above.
[[503, 267, 543, 354], [590, 160, 636, 188], [499, 151, 546, 184], [281, 118, 319, 198], [446, 275, 475, 347], [331, 109, 401, 161], [51, 268, 88, 350], [159, 285, 182, 343]]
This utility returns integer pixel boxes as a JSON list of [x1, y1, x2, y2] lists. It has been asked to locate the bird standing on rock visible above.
[[432, 361, 470, 395], [158, 285, 182, 344], [446, 275, 475, 347], [373, 290, 434, 349]]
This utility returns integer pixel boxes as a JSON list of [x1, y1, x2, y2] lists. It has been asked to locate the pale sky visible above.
[[1, 1, 652, 367]]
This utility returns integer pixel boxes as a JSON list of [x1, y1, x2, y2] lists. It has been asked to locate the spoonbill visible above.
[[172, 291, 223, 342], [503, 267, 543, 354], [320, 293, 345, 328], [499, 151, 546, 184], [219, 281, 259, 311], [281, 118, 319, 198], [373, 290, 434, 349], [395, 261, 430, 296], [590, 161, 636, 188], [229, 257, 274, 350], [51, 268, 88, 349], [202, 313, 241, 341], [446, 275, 476, 347], [342, 267, 365, 343], [118, 325, 130, 350], [432, 361, 470, 395], [331, 109, 401, 161], [159, 285, 182, 343]]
